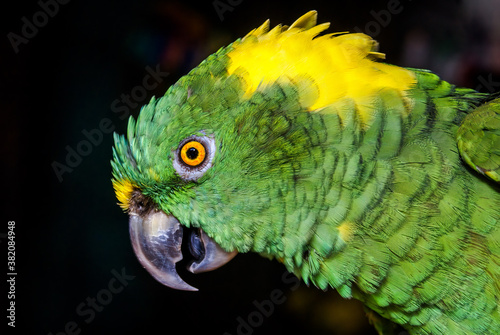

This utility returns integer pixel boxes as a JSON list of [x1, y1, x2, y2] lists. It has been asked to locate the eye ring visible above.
[[180, 141, 206, 167], [173, 135, 216, 181]]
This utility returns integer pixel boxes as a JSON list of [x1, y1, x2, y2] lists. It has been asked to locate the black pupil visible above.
[[186, 147, 199, 160]]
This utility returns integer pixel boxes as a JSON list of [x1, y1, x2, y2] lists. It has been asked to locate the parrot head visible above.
[[111, 11, 416, 290]]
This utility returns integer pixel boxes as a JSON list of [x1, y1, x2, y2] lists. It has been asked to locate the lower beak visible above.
[[128, 210, 237, 291]]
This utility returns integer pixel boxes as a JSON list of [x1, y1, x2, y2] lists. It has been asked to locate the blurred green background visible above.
[[3, 0, 500, 334]]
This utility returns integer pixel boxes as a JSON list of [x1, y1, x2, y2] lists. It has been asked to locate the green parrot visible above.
[[111, 11, 500, 335]]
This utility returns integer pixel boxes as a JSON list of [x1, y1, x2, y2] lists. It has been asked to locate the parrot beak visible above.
[[128, 208, 237, 291], [187, 228, 238, 274]]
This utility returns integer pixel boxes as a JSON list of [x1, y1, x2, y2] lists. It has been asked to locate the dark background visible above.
[[2, 0, 500, 334]]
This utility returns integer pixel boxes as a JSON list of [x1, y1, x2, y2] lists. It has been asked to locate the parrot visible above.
[[111, 11, 500, 335]]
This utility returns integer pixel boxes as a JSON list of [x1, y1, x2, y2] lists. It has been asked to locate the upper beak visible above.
[[129, 209, 237, 291]]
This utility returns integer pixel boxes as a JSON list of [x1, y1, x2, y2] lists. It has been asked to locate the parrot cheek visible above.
[[128, 203, 237, 290]]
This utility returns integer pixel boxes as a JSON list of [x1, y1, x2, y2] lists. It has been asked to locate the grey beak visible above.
[[129, 211, 197, 291], [128, 209, 237, 291], [188, 229, 238, 274]]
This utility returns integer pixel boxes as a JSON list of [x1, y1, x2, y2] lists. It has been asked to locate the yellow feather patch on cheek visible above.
[[112, 179, 136, 210], [226, 13, 417, 128], [337, 221, 355, 243]]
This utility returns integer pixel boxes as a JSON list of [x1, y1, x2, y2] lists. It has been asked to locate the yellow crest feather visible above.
[[227, 11, 416, 127]]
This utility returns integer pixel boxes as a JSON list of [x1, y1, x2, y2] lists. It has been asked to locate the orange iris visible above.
[[180, 141, 206, 167]]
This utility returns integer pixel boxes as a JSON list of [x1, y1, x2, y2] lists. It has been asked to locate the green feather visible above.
[[111, 21, 500, 335]]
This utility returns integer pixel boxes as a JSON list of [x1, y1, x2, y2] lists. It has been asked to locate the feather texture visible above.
[[111, 12, 500, 334]]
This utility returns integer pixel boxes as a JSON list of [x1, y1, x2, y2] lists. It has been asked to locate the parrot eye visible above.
[[173, 135, 215, 181], [180, 141, 206, 167]]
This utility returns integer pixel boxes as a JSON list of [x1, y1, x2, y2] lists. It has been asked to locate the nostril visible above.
[[129, 191, 155, 216]]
